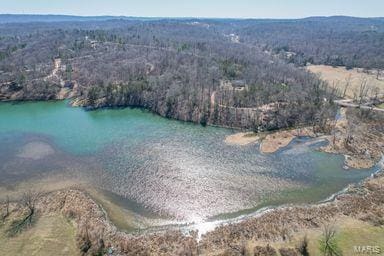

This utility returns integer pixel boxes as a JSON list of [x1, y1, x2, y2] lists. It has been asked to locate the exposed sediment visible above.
[[224, 132, 259, 146], [321, 108, 384, 169], [226, 107, 383, 169], [2, 168, 383, 255], [226, 127, 317, 153]]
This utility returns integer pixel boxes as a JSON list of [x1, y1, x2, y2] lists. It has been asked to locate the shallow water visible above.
[[0, 101, 377, 230]]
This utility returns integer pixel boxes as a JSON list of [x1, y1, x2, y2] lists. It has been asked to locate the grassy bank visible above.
[[0, 213, 78, 256]]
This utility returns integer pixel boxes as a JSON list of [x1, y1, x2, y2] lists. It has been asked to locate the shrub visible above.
[[319, 225, 342, 256], [279, 247, 299, 256], [296, 235, 310, 256], [253, 244, 277, 256]]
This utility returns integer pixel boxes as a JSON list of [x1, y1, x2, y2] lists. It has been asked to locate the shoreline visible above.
[[196, 156, 384, 237], [225, 127, 318, 153], [8, 99, 380, 170], [224, 132, 259, 146], [0, 124, 382, 254], [1, 101, 383, 254], [1, 165, 383, 255], [199, 167, 384, 254], [225, 107, 383, 169]]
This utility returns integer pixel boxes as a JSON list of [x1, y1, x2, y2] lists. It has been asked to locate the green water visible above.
[[0, 101, 227, 155], [0, 101, 377, 228]]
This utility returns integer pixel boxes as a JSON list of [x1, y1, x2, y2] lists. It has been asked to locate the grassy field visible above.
[[0, 213, 78, 256], [243, 217, 384, 256], [336, 219, 384, 255], [307, 65, 384, 99]]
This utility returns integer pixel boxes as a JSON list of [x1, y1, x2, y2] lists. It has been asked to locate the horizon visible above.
[[1, 0, 384, 19], [0, 13, 383, 21]]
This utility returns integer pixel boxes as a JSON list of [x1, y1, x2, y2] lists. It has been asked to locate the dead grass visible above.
[[0, 213, 78, 256], [260, 131, 295, 153], [226, 127, 316, 153], [259, 127, 315, 154], [220, 217, 384, 256], [321, 108, 384, 169], [200, 172, 384, 255], [1, 172, 384, 256], [307, 65, 384, 99]]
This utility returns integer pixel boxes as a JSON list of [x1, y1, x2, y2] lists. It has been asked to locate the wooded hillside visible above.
[[1, 16, 383, 130]]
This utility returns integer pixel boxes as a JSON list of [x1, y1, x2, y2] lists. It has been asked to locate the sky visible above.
[[0, 0, 383, 18]]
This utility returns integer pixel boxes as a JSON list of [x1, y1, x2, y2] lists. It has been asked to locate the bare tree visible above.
[[79, 219, 92, 254], [342, 75, 351, 98], [1, 195, 10, 221], [358, 79, 369, 104], [7, 190, 41, 236], [21, 190, 40, 224], [372, 87, 380, 103], [319, 224, 342, 256], [296, 235, 309, 256]]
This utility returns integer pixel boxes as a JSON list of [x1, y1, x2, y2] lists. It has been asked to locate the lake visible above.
[[0, 101, 377, 231]]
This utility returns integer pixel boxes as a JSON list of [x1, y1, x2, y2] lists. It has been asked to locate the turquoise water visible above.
[[0, 101, 377, 226], [0, 100, 226, 155]]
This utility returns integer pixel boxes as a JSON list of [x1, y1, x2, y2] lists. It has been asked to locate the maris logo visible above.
[[353, 245, 381, 255]]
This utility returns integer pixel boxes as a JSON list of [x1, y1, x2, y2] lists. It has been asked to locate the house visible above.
[[231, 80, 247, 91]]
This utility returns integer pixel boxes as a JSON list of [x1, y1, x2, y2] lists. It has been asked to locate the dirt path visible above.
[[146, 62, 155, 74], [44, 58, 73, 99], [45, 58, 61, 81], [210, 90, 261, 110], [210, 91, 216, 113]]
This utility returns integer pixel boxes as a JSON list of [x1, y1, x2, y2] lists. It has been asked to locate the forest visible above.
[[1, 15, 383, 130]]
